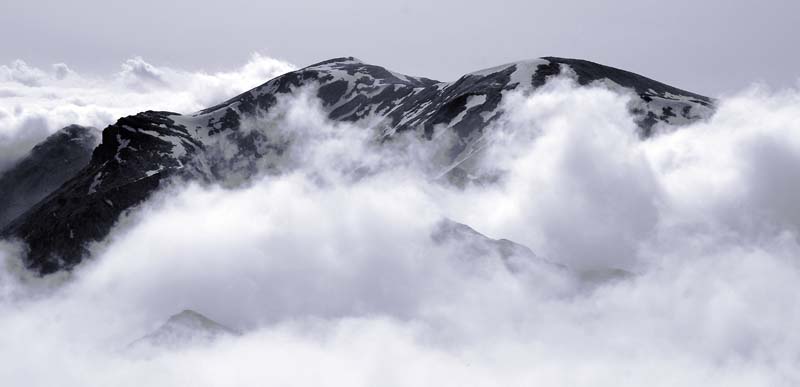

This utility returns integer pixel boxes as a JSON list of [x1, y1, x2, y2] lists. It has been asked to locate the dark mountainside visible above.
[[0, 57, 714, 275], [0, 125, 99, 228]]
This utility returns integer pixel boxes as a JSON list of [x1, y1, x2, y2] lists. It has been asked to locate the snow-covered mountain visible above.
[[0, 57, 714, 274]]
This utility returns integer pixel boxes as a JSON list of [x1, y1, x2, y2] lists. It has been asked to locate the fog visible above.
[[1, 61, 800, 386]]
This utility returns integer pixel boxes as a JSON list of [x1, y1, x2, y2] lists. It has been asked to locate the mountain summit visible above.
[[0, 57, 714, 274]]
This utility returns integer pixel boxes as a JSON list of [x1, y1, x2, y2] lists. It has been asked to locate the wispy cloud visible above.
[[1, 65, 799, 386]]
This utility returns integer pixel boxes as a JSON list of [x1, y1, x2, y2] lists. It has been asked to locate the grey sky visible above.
[[1, 0, 798, 96]]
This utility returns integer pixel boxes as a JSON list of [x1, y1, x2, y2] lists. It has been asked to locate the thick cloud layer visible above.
[[0, 54, 294, 173], [1, 69, 800, 386]]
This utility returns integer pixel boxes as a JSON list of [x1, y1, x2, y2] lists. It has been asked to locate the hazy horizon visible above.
[[2, 0, 799, 95]]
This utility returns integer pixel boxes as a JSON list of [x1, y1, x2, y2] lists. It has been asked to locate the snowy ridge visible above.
[[1, 56, 715, 274]]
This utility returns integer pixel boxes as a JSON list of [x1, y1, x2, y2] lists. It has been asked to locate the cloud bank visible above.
[[1, 68, 800, 386], [0, 54, 295, 173]]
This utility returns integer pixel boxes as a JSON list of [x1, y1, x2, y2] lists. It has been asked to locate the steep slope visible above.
[[1, 57, 714, 274], [0, 125, 100, 228]]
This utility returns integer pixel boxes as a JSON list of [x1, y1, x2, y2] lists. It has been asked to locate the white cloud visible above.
[[0, 53, 295, 173], [1, 73, 800, 386], [119, 56, 169, 90], [51, 63, 75, 81], [0, 60, 49, 86]]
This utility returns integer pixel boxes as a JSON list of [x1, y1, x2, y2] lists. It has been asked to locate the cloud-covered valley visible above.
[[1, 57, 800, 386]]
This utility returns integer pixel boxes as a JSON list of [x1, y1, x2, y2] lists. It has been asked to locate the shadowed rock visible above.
[[0, 125, 100, 229]]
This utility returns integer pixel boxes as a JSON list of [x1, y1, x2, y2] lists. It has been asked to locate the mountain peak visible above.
[[2, 56, 714, 275], [541, 56, 712, 103], [166, 309, 228, 328], [127, 309, 239, 352], [306, 56, 365, 67]]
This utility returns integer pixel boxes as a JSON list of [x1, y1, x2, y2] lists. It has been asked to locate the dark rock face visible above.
[[0, 57, 714, 275], [542, 57, 714, 136], [0, 125, 100, 229], [1, 111, 202, 274]]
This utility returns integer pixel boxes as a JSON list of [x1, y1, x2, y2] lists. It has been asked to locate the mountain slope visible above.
[[1, 56, 714, 274], [0, 125, 100, 228], [127, 309, 239, 352]]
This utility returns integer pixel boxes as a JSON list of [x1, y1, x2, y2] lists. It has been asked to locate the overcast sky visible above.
[[1, 0, 798, 96]]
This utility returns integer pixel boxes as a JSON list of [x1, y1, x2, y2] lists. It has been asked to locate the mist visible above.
[[1, 67, 800, 386]]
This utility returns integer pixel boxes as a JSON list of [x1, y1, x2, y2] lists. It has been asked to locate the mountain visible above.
[[432, 218, 544, 268], [0, 57, 714, 275], [0, 125, 99, 229], [432, 218, 630, 287], [127, 309, 239, 352]]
